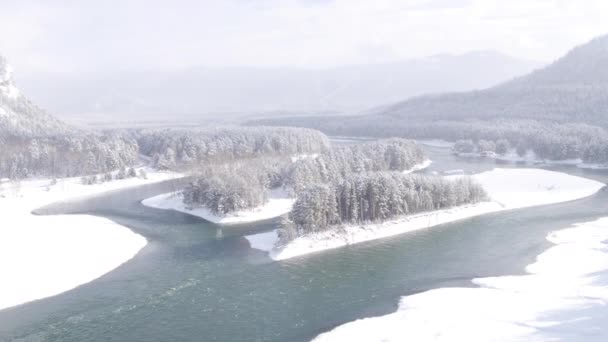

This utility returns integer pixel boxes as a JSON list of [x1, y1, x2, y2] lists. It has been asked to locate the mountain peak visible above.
[[0, 54, 68, 136], [570, 34, 608, 55], [0, 55, 21, 99], [377, 33, 608, 126], [506, 34, 608, 86]]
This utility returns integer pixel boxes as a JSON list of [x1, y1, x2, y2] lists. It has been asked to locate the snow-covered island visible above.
[[141, 141, 433, 226], [142, 188, 295, 225], [0, 169, 182, 310], [248, 168, 604, 261]]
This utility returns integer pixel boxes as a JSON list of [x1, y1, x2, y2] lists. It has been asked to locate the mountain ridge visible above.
[[1, 55, 70, 138], [15, 50, 541, 121], [380, 34, 608, 126]]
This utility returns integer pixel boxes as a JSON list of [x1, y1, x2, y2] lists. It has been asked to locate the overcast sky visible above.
[[2, 0, 608, 73]]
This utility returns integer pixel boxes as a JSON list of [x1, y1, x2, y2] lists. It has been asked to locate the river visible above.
[[1, 145, 607, 342]]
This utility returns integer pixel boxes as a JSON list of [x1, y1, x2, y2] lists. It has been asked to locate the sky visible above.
[[1, 0, 608, 73]]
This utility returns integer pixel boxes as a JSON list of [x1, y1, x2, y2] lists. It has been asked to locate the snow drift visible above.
[[0, 169, 181, 310]]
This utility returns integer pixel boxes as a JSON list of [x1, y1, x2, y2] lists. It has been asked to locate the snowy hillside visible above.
[[0, 54, 68, 137], [0, 55, 20, 99], [0, 54, 138, 179], [381, 35, 608, 126]]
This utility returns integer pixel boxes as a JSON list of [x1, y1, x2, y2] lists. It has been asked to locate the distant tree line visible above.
[[0, 133, 139, 179], [280, 172, 487, 240], [251, 116, 608, 163], [134, 126, 330, 170], [80, 166, 146, 185], [0, 125, 329, 180]]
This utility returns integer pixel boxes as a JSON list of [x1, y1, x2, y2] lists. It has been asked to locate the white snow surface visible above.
[[313, 217, 608, 342], [267, 168, 604, 261], [245, 230, 280, 252], [0, 60, 20, 99], [402, 159, 432, 174], [443, 169, 464, 175], [0, 82, 20, 99], [142, 188, 295, 225], [0, 169, 182, 310], [459, 148, 608, 170], [416, 139, 455, 148]]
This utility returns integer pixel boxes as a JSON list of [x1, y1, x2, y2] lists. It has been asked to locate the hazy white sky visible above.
[[1, 0, 608, 73]]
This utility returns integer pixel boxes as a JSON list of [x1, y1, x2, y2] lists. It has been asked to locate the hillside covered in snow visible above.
[[0, 55, 138, 179]]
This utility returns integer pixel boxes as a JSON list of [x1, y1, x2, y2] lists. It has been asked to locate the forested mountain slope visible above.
[[0, 55, 138, 179], [381, 35, 608, 126], [253, 35, 608, 163], [0, 56, 69, 137], [18, 51, 539, 120]]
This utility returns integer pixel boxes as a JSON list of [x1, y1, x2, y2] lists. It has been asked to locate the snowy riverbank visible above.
[[457, 149, 608, 170], [416, 139, 455, 148], [403, 159, 432, 174], [313, 217, 608, 341], [142, 188, 295, 225], [254, 168, 604, 261], [0, 169, 182, 310]]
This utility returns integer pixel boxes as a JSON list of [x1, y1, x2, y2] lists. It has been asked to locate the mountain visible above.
[[0, 55, 69, 138], [15, 51, 540, 122], [0, 55, 138, 179], [381, 35, 608, 127], [253, 35, 608, 163]]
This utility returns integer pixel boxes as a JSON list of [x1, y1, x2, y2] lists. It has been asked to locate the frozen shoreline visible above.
[[257, 168, 604, 261], [456, 149, 608, 170], [142, 188, 295, 225], [313, 217, 608, 341], [0, 169, 182, 310], [416, 139, 455, 148], [403, 159, 432, 174]]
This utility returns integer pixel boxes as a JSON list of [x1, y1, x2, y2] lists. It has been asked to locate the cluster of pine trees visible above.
[[135, 127, 330, 170], [80, 166, 145, 185], [181, 138, 426, 215], [283, 172, 486, 239], [284, 138, 425, 193], [182, 157, 290, 215]]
